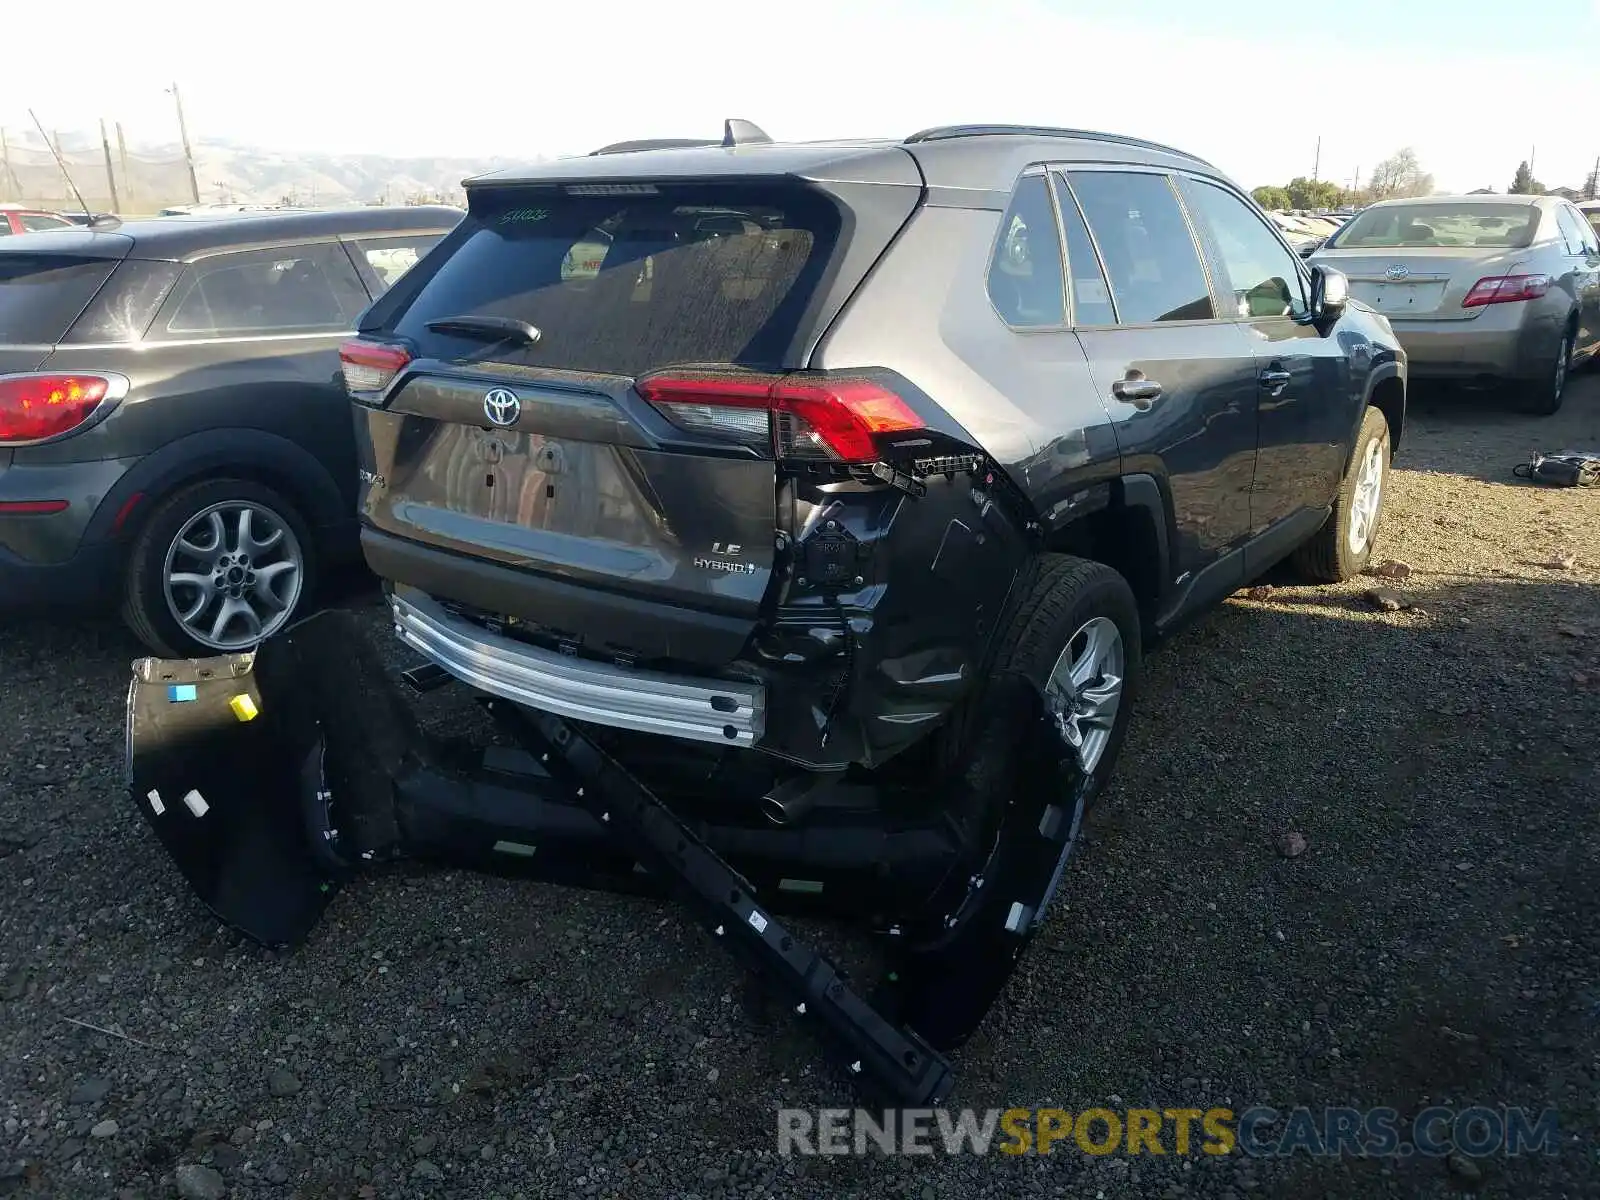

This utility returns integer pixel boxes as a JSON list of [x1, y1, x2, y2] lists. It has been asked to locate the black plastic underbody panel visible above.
[[124, 610, 1086, 1105]]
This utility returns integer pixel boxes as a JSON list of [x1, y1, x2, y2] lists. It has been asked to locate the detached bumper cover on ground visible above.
[[124, 610, 1086, 1105]]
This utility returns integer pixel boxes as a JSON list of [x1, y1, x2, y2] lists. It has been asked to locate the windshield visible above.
[[1327, 203, 1539, 250]]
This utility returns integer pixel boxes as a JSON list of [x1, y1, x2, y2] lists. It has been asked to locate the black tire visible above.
[[980, 553, 1141, 792], [896, 555, 1142, 1050], [1516, 327, 1573, 417], [121, 478, 318, 659], [1292, 405, 1391, 583]]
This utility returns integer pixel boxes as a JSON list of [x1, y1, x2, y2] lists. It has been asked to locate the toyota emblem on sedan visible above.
[[483, 388, 521, 427], [1384, 264, 1409, 281]]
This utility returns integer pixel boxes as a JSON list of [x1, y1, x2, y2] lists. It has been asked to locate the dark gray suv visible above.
[[334, 122, 1404, 1045], [0, 205, 460, 655]]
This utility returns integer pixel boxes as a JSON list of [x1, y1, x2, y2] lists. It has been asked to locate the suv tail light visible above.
[[637, 373, 925, 464], [340, 339, 412, 395], [1461, 274, 1550, 308], [0, 373, 126, 444]]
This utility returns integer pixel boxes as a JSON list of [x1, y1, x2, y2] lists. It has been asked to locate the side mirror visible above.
[[1310, 264, 1349, 322]]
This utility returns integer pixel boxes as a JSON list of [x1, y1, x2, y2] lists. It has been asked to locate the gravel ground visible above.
[[2, 377, 1598, 1200]]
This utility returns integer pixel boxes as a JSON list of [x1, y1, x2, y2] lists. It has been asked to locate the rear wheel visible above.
[[121, 478, 317, 658], [1292, 405, 1390, 583], [1517, 327, 1572, 416]]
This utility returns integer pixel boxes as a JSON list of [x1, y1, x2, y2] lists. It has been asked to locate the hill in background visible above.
[[0, 128, 549, 212]]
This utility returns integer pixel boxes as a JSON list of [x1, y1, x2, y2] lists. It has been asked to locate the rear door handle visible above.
[[1259, 368, 1292, 395], [1111, 378, 1163, 405]]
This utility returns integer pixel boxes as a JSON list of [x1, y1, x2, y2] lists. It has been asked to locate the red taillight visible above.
[[340, 339, 411, 394], [1461, 274, 1550, 308], [637, 373, 925, 463], [0, 374, 116, 444]]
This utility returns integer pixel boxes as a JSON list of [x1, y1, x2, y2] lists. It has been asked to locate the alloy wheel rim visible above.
[[1044, 615, 1125, 775], [1347, 437, 1385, 555], [162, 501, 304, 651]]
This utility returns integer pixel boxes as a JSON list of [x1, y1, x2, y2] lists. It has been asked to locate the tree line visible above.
[[1252, 146, 1600, 212], [1251, 147, 1433, 212]]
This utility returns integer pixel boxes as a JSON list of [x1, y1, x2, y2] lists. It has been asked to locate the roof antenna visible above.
[[28, 109, 93, 223], [722, 119, 773, 148]]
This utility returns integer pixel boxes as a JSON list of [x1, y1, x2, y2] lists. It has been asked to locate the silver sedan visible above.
[[1311, 194, 1600, 414]]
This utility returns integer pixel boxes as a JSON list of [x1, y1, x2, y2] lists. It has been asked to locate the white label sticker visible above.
[[181, 789, 209, 818], [1076, 277, 1110, 305], [747, 910, 769, 934], [146, 789, 165, 816]]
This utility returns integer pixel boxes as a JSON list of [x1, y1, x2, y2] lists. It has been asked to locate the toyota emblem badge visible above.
[[483, 388, 521, 427]]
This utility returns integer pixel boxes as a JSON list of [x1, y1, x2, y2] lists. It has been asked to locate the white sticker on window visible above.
[[1076, 277, 1110, 305], [182, 789, 209, 818], [146, 789, 165, 816], [747, 910, 769, 934]]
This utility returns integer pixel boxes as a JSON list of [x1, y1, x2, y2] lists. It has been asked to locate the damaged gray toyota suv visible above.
[[127, 121, 1404, 1104]]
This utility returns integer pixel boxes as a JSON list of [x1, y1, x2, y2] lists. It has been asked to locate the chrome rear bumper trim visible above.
[[389, 588, 765, 748]]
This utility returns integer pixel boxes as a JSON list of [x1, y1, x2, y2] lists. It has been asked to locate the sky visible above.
[[5, 0, 1598, 194]]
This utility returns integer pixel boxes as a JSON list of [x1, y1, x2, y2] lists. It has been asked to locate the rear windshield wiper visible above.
[[424, 315, 542, 346]]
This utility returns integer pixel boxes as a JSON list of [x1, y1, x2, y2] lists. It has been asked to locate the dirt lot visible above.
[[1, 378, 1597, 1200]]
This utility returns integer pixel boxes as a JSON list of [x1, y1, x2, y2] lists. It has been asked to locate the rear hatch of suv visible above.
[[346, 148, 926, 667]]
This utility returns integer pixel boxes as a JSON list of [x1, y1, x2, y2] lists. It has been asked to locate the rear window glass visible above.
[[1329, 203, 1539, 250], [390, 185, 840, 376], [0, 254, 117, 344], [157, 243, 369, 338]]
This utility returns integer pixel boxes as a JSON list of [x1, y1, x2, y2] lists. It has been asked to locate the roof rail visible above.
[[903, 124, 1212, 167]]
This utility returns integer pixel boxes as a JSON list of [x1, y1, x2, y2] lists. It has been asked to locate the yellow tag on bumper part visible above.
[[229, 693, 259, 722]]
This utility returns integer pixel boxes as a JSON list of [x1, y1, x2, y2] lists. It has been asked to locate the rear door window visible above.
[[154, 242, 371, 338], [387, 184, 840, 377], [346, 234, 445, 294], [1064, 171, 1215, 324], [1049, 174, 1116, 326], [0, 254, 118, 344]]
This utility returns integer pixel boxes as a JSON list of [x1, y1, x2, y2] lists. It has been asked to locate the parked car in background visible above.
[[0, 205, 461, 655], [0, 204, 77, 234], [1311, 194, 1600, 414]]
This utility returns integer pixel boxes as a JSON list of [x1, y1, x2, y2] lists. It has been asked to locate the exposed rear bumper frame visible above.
[[390, 586, 766, 748]]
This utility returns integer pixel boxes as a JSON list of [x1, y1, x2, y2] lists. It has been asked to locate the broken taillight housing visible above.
[[637, 373, 925, 463], [339, 339, 412, 395], [0, 373, 124, 444]]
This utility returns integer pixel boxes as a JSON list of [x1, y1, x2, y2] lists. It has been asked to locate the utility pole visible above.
[[1529, 145, 1536, 177], [116, 122, 135, 211], [1312, 136, 1321, 183], [168, 82, 201, 205], [99, 119, 121, 213], [1589, 153, 1599, 200]]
